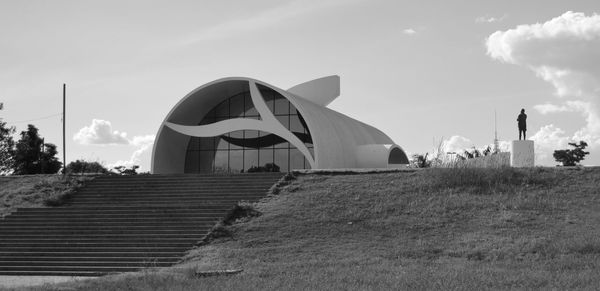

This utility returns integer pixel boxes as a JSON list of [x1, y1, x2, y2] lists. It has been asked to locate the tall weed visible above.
[[424, 167, 557, 194]]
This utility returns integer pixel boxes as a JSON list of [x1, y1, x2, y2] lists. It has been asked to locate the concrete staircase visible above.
[[0, 173, 282, 276]]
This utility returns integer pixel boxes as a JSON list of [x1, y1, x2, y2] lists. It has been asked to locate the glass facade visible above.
[[184, 86, 313, 173]]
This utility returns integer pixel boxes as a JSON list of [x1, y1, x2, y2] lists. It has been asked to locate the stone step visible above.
[[0, 218, 220, 224], [0, 261, 176, 267], [71, 194, 266, 199], [0, 235, 202, 241], [3, 216, 220, 222], [13, 206, 231, 212], [68, 197, 263, 203], [3, 213, 221, 219], [0, 173, 278, 276], [92, 174, 281, 180], [0, 242, 195, 248], [14, 205, 234, 211], [0, 270, 117, 276], [0, 251, 184, 258], [2, 246, 191, 253], [77, 188, 272, 194], [89, 179, 280, 186], [0, 223, 213, 228], [0, 238, 200, 243], [0, 256, 179, 262], [0, 265, 155, 273], [0, 229, 209, 236]]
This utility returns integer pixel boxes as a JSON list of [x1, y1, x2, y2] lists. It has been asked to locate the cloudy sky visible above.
[[1, 0, 599, 170]]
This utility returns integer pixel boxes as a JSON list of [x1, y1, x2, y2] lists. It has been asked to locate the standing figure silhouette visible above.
[[517, 108, 527, 140]]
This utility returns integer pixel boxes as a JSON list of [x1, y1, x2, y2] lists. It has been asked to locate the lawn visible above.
[[0, 175, 91, 217], [14, 167, 600, 290]]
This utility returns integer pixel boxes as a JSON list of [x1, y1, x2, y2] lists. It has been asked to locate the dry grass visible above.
[[13, 167, 600, 290], [0, 175, 91, 217]]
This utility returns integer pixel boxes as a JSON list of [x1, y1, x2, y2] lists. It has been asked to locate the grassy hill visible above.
[[13, 167, 600, 290], [0, 175, 90, 218]]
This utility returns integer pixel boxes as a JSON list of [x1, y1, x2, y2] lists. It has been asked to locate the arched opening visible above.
[[184, 86, 313, 173], [388, 147, 409, 164]]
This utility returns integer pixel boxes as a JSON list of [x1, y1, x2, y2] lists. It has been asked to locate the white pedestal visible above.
[[510, 140, 534, 167]]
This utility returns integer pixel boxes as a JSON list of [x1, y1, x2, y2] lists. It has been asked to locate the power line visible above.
[[6, 113, 62, 124]]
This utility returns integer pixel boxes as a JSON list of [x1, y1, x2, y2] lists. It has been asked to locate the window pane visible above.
[[187, 137, 199, 151], [276, 115, 289, 130], [230, 94, 244, 118], [245, 130, 258, 139], [274, 96, 289, 115], [259, 148, 273, 167], [229, 150, 244, 173], [244, 149, 258, 172], [244, 95, 259, 117], [290, 117, 304, 134], [290, 148, 305, 170], [274, 149, 289, 172], [184, 151, 199, 173], [199, 114, 215, 125], [214, 150, 228, 172], [199, 137, 215, 151], [274, 140, 289, 149], [229, 131, 243, 150], [215, 100, 229, 117], [199, 151, 214, 173], [216, 135, 229, 150], [262, 92, 274, 112]]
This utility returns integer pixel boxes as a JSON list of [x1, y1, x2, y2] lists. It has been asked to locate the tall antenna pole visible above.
[[62, 84, 66, 175], [494, 110, 499, 153]]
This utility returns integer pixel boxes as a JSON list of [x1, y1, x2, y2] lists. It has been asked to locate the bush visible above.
[[113, 165, 139, 175], [41, 177, 88, 206], [66, 159, 108, 174], [247, 163, 280, 173], [553, 141, 589, 166]]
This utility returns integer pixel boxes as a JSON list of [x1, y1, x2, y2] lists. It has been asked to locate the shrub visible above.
[[66, 159, 108, 174], [553, 141, 589, 166], [247, 163, 280, 173], [113, 165, 139, 175]]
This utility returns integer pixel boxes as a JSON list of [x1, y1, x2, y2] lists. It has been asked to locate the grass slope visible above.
[[18, 167, 600, 290], [0, 175, 91, 217]]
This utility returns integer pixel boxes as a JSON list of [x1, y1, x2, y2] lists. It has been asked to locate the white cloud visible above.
[[533, 100, 590, 114], [130, 135, 156, 147], [530, 124, 571, 165], [442, 135, 475, 153], [73, 119, 129, 145], [108, 139, 154, 172], [485, 11, 600, 160], [402, 28, 417, 35], [74, 119, 155, 172], [476, 14, 507, 23]]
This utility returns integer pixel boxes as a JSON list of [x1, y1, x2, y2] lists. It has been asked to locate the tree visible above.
[[411, 153, 431, 168], [66, 159, 109, 174], [0, 106, 15, 174], [113, 165, 139, 175], [12, 124, 62, 175], [553, 141, 590, 166]]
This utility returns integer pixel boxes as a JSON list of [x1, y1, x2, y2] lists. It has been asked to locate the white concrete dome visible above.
[[151, 76, 409, 173]]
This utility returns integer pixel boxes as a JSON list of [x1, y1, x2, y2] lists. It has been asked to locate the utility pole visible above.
[[63, 84, 66, 175]]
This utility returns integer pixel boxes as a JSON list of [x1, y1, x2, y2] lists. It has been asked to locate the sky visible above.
[[1, 0, 600, 171]]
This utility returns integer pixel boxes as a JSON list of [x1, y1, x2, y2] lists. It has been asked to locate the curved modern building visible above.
[[151, 76, 409, 174]]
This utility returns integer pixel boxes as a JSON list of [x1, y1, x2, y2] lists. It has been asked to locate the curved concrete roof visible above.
[[152, 76, 408, 173]]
